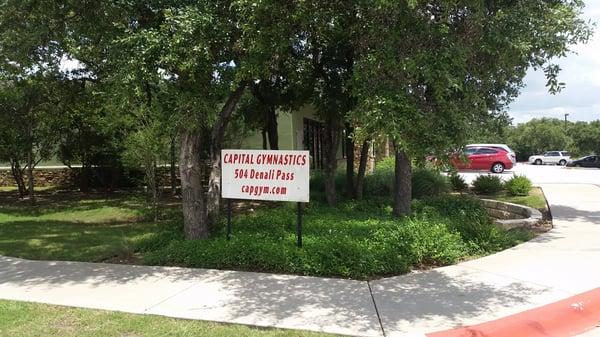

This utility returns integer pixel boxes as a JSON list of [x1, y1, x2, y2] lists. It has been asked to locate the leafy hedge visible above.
[[472, 175, 504, 194], [504, 175, 532, 196], [138, 195, 532, 279]]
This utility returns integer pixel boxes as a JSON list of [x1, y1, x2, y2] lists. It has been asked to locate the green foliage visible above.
[[449, 172, 469, 192], [472, 175, 504, 194], [363, 157, 395, 197], [362, 159, 450, 199], [140, 196, 529, 279], [0, 192, 533, 280], [569, 121, 600, 156], [411, 168, 450, 199], [507, 118, 571, 161], [504, 176, 533, 196]]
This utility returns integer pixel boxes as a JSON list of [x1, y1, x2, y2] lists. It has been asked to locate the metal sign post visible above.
[[226, 199, 232, 241], [296, 202, 302, 248], [221, 149, 310, 248]]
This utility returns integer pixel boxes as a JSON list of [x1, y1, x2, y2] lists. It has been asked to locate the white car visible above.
[[528, 151, 571, 166]]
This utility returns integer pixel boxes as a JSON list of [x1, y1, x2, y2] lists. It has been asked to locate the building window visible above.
[[303, 118, 324, 169]]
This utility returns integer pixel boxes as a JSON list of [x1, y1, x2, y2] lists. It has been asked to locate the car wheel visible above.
[[559, 159, 567, 166], [534, 159, 542, 165], [491, 162, 505, 174]]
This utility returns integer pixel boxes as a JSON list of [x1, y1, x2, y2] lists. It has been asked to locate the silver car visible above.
[[528, 151, 571, 166]]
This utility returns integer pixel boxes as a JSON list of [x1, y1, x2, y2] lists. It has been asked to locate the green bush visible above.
[[363, 157, 395, 197], [139, 195, 531, 279], [363, 158, 451, 199], [472, 175, 503, 194], [411, 168, 450, 199], [449, 172, 468, 192], [504, 175, 532, 196]]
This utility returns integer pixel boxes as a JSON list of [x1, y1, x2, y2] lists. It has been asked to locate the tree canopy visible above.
[[0, 0, 592, 235]]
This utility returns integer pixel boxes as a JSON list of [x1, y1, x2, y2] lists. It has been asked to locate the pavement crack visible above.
[[367, 280, 387, 337], [143, 282, 197, 313]]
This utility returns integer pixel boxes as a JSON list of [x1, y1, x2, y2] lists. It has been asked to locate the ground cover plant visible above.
[[0, 169, 534, 280], [0, 300, 333, 337], [136, 194, 532, 279]]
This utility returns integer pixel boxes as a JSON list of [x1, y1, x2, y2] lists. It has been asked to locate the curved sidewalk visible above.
[[0, 184, 599, 336]]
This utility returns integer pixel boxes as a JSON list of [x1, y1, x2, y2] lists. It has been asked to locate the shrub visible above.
[[449, 172, 468, 192], [505, 175, 532, 196], [472, 175, 503, 194], [411, 168, 450, 199], [363, 157, 395, 197], [364, 158, 451, 199]]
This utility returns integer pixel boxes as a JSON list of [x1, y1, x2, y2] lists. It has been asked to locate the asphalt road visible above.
[[458, 163, 600, 186]]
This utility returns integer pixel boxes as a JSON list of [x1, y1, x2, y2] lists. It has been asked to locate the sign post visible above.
[[221, 149, 310, 247]]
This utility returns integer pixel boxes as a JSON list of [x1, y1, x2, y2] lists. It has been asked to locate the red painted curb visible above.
[[427, 288, 600, 337]]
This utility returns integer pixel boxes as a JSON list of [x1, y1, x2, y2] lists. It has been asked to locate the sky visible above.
[[508, 1, 600, 125]]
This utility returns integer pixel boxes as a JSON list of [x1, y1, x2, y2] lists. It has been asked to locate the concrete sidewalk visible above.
[[0, 184, 599, 336]]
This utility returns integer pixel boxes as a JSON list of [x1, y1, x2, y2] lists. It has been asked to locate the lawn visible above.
[[0, 189, 533, 279], [0, 300, 333, 337], [0, 192, 160, 262], [477, 187, 548, 211]]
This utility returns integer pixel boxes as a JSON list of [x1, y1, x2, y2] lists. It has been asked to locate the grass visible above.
[[0, 300, 333, 337], [0, 192, 160, 262], [480, 187, 548, 210], [0, 189, 534, 279]]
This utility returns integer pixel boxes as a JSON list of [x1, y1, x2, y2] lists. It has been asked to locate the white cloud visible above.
[[508, 1, 600, 124]]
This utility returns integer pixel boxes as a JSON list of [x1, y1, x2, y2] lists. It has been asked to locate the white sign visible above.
[[221, 149, 310, 202]]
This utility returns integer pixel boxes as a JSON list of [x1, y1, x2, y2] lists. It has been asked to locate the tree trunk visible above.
[[179, 130, 209, 240], [345, 124, 355, 198], [170, 135, 178, 196], [266, 106, 279, 150], [393, 147, 412, 216], [151, 159, 159, 222], [323, 116, 341, 206], [261, 127, 268, 150], [27, 145, 35, 205], [355, 139, 370, 199], [79, 157, 91, 192], [206, 82, 247, 228], [10, 159, 26, 199]]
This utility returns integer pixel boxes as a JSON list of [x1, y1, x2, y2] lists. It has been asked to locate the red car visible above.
[[452, 146, 514, 173]]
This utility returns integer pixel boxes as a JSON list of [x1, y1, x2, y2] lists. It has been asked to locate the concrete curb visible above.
[[427, 287, 600, 337], [480, 198, 543, 230]]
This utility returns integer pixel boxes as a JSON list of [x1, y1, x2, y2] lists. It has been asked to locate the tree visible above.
[[0, 76, 59, 201], [569, 121, 600, 156], [352, 0, 591, 216], [507, 118, 571, 160], [88, 1, 305, 239]]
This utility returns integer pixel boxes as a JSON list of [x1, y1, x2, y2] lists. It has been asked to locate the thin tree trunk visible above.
[[10, 159, 26, 199], [170, 135, 178, 196], [79, 153, 91, 192], [261, 127, 268, 150], [27, 144, 35, 205], [323, 116, 341, 206], [393, 147, 412, 217], [206, 82, 247, 228], [266, 106, 279, 150], [151, 159, 158, 222], [179, 130, 208, 240], [345, 124, 355, 198], [355, 139, 370, 199]]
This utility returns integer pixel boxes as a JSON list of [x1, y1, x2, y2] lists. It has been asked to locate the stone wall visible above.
[[0, 167, 77, 188], [480, 199, 543, 230]]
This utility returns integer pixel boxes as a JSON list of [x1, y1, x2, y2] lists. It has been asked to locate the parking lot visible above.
[[458, 163, 600, 185]]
